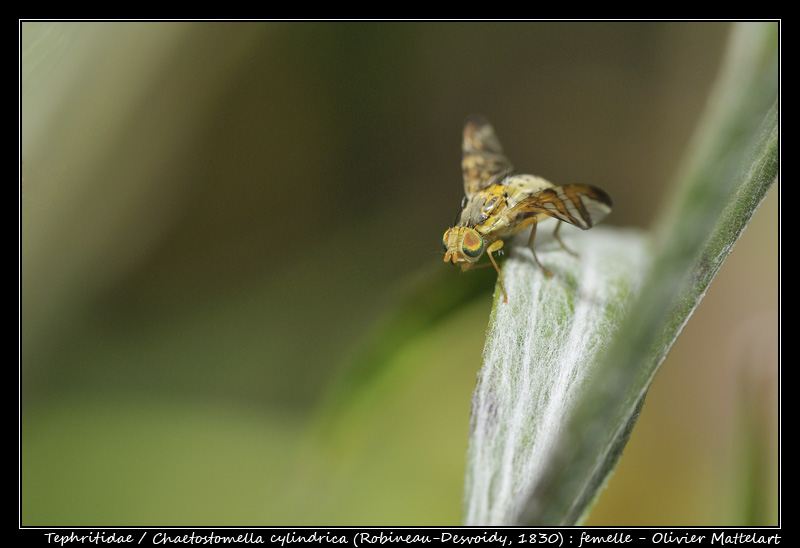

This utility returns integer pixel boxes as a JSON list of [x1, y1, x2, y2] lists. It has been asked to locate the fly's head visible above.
[[442, 226, 485, 270]]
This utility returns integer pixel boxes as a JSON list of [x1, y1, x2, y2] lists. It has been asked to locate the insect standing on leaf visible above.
[[442, 116, 613, 303]]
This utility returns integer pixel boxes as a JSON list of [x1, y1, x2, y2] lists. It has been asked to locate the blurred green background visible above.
[[20, 21, 778, 525]]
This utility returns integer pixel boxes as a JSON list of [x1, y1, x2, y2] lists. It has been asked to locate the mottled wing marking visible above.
[[461, 116, 513, 198], [511, 184, 612, 229]]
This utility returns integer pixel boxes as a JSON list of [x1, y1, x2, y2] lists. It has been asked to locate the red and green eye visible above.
[[442, 229, 452, 250], [461, 229, 484, 258]]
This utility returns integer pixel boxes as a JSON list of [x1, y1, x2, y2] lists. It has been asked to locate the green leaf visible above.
[[463, 21, 778, 526], [463, 226, 651, 525]]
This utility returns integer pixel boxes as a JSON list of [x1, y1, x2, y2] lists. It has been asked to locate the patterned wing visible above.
[[510, 184, 612, 229], [462, 115, 513, 198]]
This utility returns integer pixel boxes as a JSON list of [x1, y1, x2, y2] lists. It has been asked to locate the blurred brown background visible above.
[[20, 21, 778, 525]]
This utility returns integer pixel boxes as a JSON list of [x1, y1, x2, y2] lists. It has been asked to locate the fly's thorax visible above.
[[442, 226, 487, 268], [459, 175, 554, 226], [458, 183, 508, 227]]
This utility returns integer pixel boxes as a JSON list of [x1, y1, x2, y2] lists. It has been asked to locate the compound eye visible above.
[[442, 229, 452, 251], [461, 229, 484, 259]]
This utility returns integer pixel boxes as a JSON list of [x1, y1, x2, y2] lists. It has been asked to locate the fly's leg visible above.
[[486, 240, 508, 303], [527, 219, 554, 278], [553, 221, 578, 257]]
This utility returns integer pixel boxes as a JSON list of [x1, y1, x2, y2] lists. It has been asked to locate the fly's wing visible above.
[[462, 116, 513, 198], [510, 184, 612, 229]]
